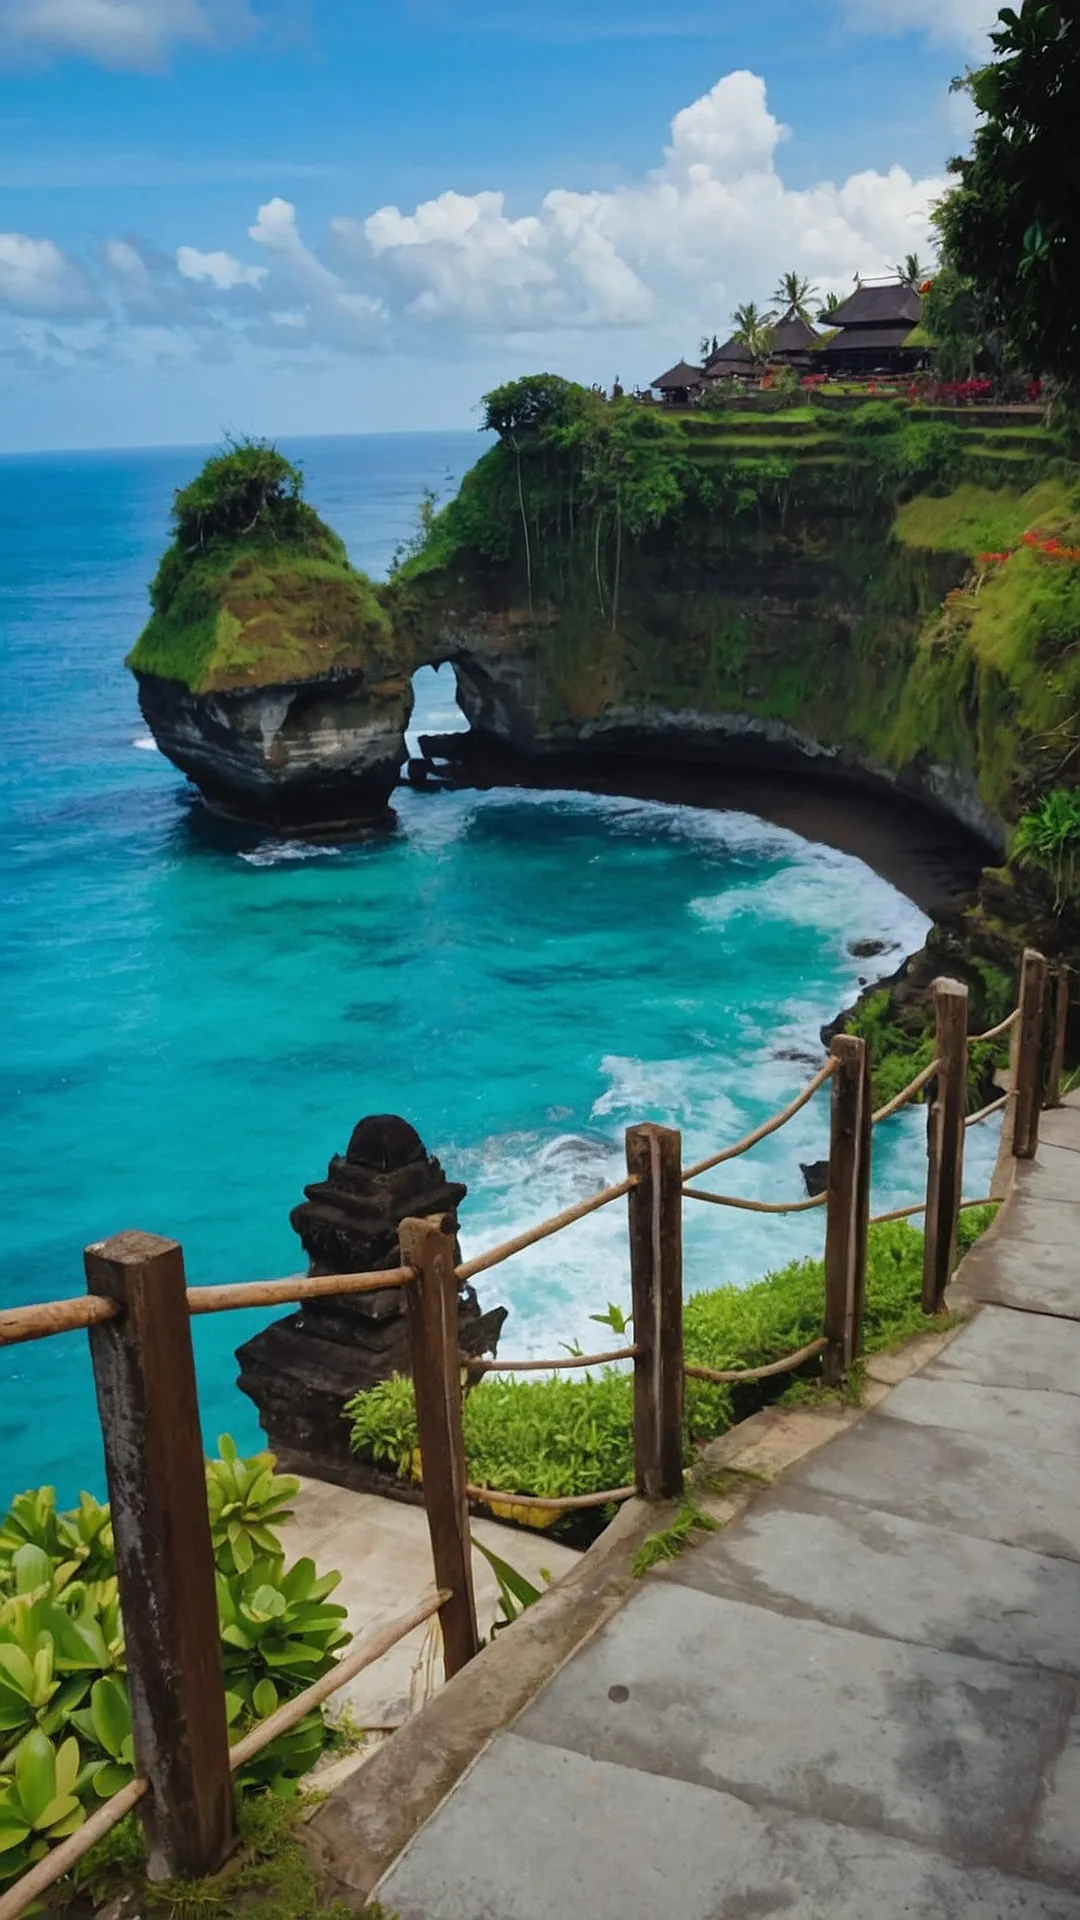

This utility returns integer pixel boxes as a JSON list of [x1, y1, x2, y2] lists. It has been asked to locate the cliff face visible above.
[[128, 483, 411, 827]]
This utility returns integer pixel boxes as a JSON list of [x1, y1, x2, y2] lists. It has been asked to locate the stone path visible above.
[[375, 1099, 1080, 1919]]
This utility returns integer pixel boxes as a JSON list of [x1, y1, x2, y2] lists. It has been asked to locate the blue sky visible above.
[[0, 0, 993, 451]]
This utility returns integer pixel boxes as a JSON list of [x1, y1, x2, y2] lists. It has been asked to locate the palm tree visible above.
[[772, 272, 819, 324], [817, 290, 841, 323], [892, 252, 932, 288], [731, 301, 776, 361]]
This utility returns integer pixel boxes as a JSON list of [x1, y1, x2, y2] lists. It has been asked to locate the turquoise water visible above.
[[0, 433, 1000, 1502]]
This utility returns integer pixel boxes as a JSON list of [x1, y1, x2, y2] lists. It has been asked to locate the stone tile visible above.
[[513, 1583, 1070, 1869], [881, 1374, 1080, 1461], [377, 1733, 1080, 1920], [665, 1486, 1080, 1674], [1039, 1110, 1080, 1157], [794, 1403, 1080, 1560], [925, 1308, 1080, 1395], [1013, 1150, 1080, 1209], [1029, 1711, 1080, 1882], [958, 1227, 1080, 1318]]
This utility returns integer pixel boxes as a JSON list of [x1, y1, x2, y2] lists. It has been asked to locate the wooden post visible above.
[[823, 1036, 870, 1385], [850, 1037, 873, 1361], [1046, 965, 1070, 1110], [625, 1124, 684, 1500], [84, 1232, 235, 1883], [400, 1215, 480, 1679], [1012, 947, 1048, 1159], [921, 978, 969, 1314]]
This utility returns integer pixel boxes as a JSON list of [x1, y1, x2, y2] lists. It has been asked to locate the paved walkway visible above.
[[375, 1100, 1080, 1919]]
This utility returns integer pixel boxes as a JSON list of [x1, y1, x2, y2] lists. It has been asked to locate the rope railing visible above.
[[463, 1344, 638, 1375], [683, 1057, 838, 1183], [684, 1335, 828, 1385], [681, 1187, 827, 1214], [871, 1056, 941, 1127], [455, 1175, 638, 1284], [869, 1193, 998, 1227], [970, 1007, 1020, 1045], [0, 1591, 448, 1920], [965, 1093, 1008, 1128], [466, 1482, 635, 1513]]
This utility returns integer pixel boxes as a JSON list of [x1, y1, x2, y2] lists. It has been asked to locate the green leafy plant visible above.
[[471, 1538, 544, 1635], [206, 1435, 299, 1576], [631, 1503, 718, 1577], [0, 1730, 87, 1890], [217, 1557, 348, 1719], [589, 1302, 632, 1337], [1011, 787, 1080, 909]]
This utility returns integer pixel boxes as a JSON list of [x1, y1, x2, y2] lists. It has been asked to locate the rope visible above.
[[466, 1482, 635, 1513], [463, 1345, 638, 1375], [868, 1193, 998, 1226], [684, 1336, 827, 1385], [970, 1007, 1020, 1045], [871, 1057, 941, 1127], [681, 1187, 827, 1214], [965, 1093, 1007, 1127], [455, 1176, 638, 1284], [683, 1058, 838, 1182]]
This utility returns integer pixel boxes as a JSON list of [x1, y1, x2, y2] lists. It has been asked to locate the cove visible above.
[[0, 436, 1001, 1505]]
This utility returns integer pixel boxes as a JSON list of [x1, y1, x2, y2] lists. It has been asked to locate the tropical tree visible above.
[[731, 302, 776, 361], [818, 291, 841, 322], [481, 374, 584, 610], [922, 263, 1001, 380], [892, 252, 933, 288], [772, 272, 819, 323], [934, 0, 1080, 390]]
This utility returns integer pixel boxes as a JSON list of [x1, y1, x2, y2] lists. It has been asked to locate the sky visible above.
[[0, 0, 998, 452]]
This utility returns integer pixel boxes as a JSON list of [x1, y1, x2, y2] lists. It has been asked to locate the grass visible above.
[[631, 1502, 718, 1576], [348, 1213, 998, 1524], [892, 476, 1078, 558], [66, 1793, 381, 1919], [127, 545, 394, 694]]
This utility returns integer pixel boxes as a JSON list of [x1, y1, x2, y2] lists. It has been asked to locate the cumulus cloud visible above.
[[0, 0, 255, 68], [248, 197, 386, 345], [0, 231, 99, 314], [338, 72, 943, 339], [176, 244, 267, 290]]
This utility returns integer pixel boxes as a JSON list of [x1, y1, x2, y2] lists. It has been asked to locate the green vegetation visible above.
[[631, 1503, 718, 1578], [935, 1, 1080, 394], [127, 439, 391, 693], [347, 1214, 996, 1525], [847, 987, 1010, 1110], [1012, 788, 1080, 910], [0, 1440, 347, 1901]]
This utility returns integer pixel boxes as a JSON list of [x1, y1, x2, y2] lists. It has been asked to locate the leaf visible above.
[[11, 1546, 52, 1595], [471, 1538, 543, 1615], [217, 1434, 239, 1464], [88, 1676, 130, 1760], [252, 1677, 278, 1719], [52, 1737, 80, 1801], [14, 1730, 55, 1824]]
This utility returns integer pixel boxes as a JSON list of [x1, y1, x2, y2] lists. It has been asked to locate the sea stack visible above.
[[128, 440, 411, 829], [236, 1114, 507, 1493]]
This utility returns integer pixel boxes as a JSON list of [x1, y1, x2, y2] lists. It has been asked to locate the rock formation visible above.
[[236, 1115, 506, 1493]]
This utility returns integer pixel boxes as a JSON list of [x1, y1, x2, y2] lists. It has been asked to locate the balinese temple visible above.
[[703, 336, 755, 380], [651, 359, 706, 404], [816, 279, 928, 377], [767, 312, 820, 370]]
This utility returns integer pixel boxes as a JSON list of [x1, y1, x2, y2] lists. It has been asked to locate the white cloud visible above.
[[838, 0, 998, 52], [0, 0, 254, 69], [0, 231, 98, 314], [176, 244, 267, 290], [340, 71, 943, 340], [248, 197, 386, 345]]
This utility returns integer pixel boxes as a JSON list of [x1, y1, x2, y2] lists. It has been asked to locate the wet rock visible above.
[[801, 1160, 830, 1198], [848, 938, 892, 959], [236, 1115, 506, 1494]]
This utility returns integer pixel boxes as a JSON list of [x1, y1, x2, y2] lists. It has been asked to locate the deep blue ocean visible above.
[[0, 431, 1000, 1502]]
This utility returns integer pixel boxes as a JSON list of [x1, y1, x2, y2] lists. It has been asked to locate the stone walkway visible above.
[[374, 1099, 1080, 1919]]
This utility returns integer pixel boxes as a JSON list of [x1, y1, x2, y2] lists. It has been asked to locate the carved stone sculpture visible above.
[[236, 1115, 506, 1494]]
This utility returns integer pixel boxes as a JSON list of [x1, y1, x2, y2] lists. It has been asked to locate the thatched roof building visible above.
[[816, 280, 927, 375], [651, 360, 705, 403], [704, 336, 755, 377], [768, 313, 819, 367]]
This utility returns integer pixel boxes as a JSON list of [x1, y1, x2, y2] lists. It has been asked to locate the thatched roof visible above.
[[705, 335, 754, 370], [769, 313, 819, 354], [827, 282, 922, 328], [818, 324, 921, 355], [652, 360, 705, 390]]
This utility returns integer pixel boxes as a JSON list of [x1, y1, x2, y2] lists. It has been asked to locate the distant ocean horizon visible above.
[[0, 430, 1001, 1501]]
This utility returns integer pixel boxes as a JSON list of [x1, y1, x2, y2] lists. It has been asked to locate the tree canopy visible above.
[[935, 1, 1080, 389], [169, 437, 324, 555]]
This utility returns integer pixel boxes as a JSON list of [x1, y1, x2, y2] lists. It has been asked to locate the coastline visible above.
[[414, 732, 988, 924]]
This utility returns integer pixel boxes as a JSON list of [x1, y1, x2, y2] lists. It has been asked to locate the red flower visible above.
[[1021, 530, 1040, 546]]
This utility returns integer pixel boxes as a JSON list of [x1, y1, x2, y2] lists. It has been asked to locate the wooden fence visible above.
[[0, 949, 1068, 1917]]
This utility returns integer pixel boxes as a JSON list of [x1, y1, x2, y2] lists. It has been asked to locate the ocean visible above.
[[0, 431, 1000, 1501]]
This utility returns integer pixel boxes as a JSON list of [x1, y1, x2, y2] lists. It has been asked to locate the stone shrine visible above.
[[236, 1115, 506, 1493]]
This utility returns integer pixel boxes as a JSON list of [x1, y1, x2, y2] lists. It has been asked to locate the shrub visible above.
[[347, 1216, 995, 1509], [1011, 787, 1080, 910], [0, 1439, 346, 1897]]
